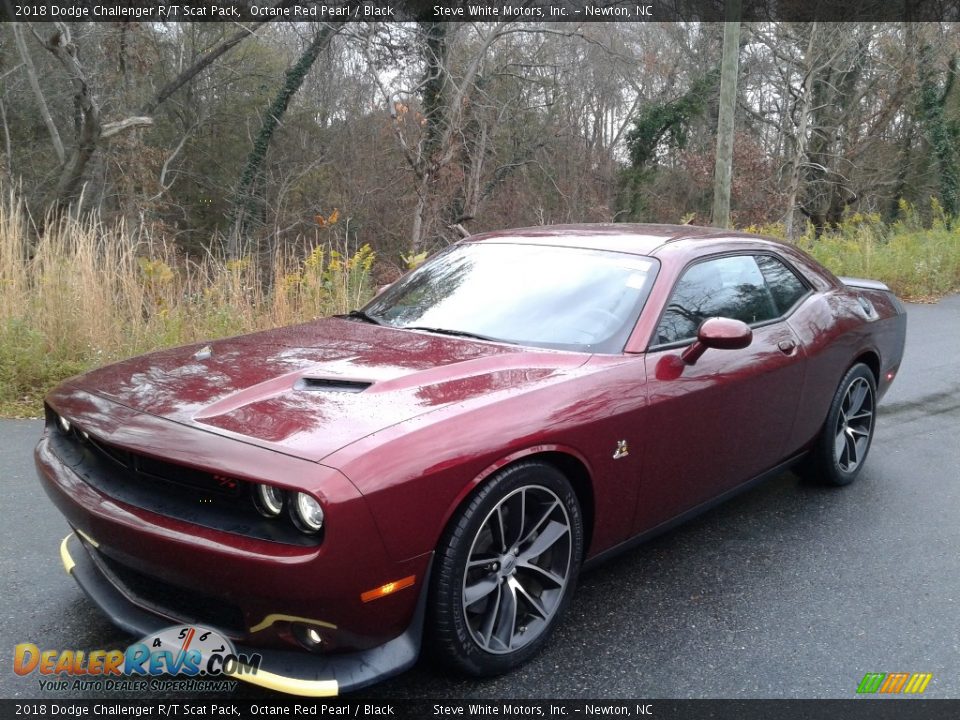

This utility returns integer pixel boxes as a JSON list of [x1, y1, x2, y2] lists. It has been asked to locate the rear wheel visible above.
[[428, 462, 583, 676], [804, 363, 877, 486]]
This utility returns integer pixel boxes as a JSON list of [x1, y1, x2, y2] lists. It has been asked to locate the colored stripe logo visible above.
[[857, 672, 932, 694]]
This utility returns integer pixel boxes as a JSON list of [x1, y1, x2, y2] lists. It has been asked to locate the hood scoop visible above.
[[295, 377, 372, 393], [192, 369, 372, 422]]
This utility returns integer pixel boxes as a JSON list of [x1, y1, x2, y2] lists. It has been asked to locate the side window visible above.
[[655, 255, 778, 345], [755, 254, 809, 315]]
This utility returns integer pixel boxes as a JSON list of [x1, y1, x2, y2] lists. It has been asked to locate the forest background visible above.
[[1, 19, 959, 414]]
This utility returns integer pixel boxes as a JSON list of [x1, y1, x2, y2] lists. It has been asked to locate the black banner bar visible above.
[[2, 0, 960, 23], [3, 700, 960, 720]]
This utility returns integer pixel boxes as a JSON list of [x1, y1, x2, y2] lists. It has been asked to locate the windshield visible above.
[[363, 242, 659, 353]]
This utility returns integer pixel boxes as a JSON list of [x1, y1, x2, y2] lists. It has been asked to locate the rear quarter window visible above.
[[755, 254, 810, 315]]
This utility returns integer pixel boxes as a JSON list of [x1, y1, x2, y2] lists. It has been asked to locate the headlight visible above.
[[253, 484, 285, 518], [58, 415, 71, 433], [292, 492, 324, 534]]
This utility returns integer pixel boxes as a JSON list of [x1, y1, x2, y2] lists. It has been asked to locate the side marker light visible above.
[[360, 575, 416, 603]]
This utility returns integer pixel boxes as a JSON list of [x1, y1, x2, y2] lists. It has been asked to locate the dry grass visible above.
[[3, 185, 960, 417], [0, 187, 375, 416]]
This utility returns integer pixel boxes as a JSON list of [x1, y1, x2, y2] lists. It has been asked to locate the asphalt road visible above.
[[1, 295, 958, 701]]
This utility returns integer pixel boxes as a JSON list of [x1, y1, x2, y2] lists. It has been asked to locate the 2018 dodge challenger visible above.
[[36, 224, 906, 696]]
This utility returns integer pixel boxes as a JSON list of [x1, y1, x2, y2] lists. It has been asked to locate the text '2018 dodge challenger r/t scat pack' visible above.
[[36, 224, 906, 695]]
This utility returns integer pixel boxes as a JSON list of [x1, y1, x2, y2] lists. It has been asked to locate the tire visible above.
[[428, 461, 584, 676], [803, 363, 877, 486]]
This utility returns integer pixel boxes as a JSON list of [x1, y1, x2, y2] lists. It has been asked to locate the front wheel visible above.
[[804, 363, 877, 486], [428, 462, 584, 676]]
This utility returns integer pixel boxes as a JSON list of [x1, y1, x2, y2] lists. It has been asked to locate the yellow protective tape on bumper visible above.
[[60, 534, 75, 574], [76, 528, 100, 547], [249, 613, 337, 634], [225, 665, 338, 697], [58, 532, 339, 697]]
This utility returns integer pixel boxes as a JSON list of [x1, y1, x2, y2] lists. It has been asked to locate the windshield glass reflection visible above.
[[365, 242, 659, 353]]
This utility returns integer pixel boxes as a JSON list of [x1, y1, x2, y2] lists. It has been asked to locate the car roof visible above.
[[465, 223, 779, 257]]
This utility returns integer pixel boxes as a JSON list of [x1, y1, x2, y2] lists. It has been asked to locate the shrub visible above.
[[795, 202, 960, 299], [743, 202, 960, 299]]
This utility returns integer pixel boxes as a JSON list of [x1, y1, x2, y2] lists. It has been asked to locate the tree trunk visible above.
[[784, 22, 818, 240], [410, 189, 428, 258], [12, 22, 65, 167], [39, 25, 152, 215], [406, 21, 449, 255], [419, 21, 450, 159], [800, 27, 867, 235], [41, 24, 102, 213]]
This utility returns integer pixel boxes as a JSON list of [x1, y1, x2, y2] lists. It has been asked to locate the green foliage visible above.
[[805, 202, 960, 299], [746, 200, 960, 300], [616, 166, 654, 221], [619, 69, 722, 222], [0, 320, 89, 417], [915, 47, 960, 220], [419, 21, 449, 156], [625, 69, 720, 168], [401, 250, 429, 269]]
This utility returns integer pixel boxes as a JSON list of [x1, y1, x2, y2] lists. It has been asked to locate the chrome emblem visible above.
[[193, 345, 213, 360], [613, 440, 629, 459]]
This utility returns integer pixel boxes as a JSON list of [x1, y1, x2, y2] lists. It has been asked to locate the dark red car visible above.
[[37, 224, 906, 695]]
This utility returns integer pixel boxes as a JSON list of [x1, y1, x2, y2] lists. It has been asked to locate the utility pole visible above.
[[712, 0, 742, 228]]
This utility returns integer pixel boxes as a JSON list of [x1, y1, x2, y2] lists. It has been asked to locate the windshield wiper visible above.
[[338, 309, 382, 325], [403, 326, 504, 343]]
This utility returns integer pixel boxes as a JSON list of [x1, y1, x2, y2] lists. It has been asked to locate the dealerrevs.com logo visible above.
[[14, 625, 261, 692]]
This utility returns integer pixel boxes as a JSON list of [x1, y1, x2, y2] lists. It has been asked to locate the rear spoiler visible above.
[[838, 276, 891, 292], [840, 276, 906, 315]]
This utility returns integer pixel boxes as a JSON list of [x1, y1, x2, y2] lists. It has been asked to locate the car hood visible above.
[[61, 318, 586, 461]]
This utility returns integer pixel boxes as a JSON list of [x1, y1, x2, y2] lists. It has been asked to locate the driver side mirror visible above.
[[680, 317, 753, 365]]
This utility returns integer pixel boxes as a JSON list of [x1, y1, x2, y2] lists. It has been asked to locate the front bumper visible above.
[[34, 390, 433, 696], [59, 532, 430, 695]]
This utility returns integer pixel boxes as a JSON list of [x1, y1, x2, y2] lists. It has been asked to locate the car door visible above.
[[634, 253, 808, 533]]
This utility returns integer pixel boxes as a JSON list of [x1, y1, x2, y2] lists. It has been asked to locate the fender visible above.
[[436, 443, 595, 544]]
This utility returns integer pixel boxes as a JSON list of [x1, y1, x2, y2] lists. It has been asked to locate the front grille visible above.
[[46, 406, 319, 546], [91, 545, 246, 636], [83, 434, 245, 498]]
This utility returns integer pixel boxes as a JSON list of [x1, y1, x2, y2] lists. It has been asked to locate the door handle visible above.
[[778, 340, 797, 354]]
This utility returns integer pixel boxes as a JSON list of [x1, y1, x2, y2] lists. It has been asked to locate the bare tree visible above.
[[19, 12, 295, 215], [11, 22, 64, 167], [782, 22, 820, 240], [4, 19, 959, 263], [364, 22, 595, 254], [37, 23, 153, 214]]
